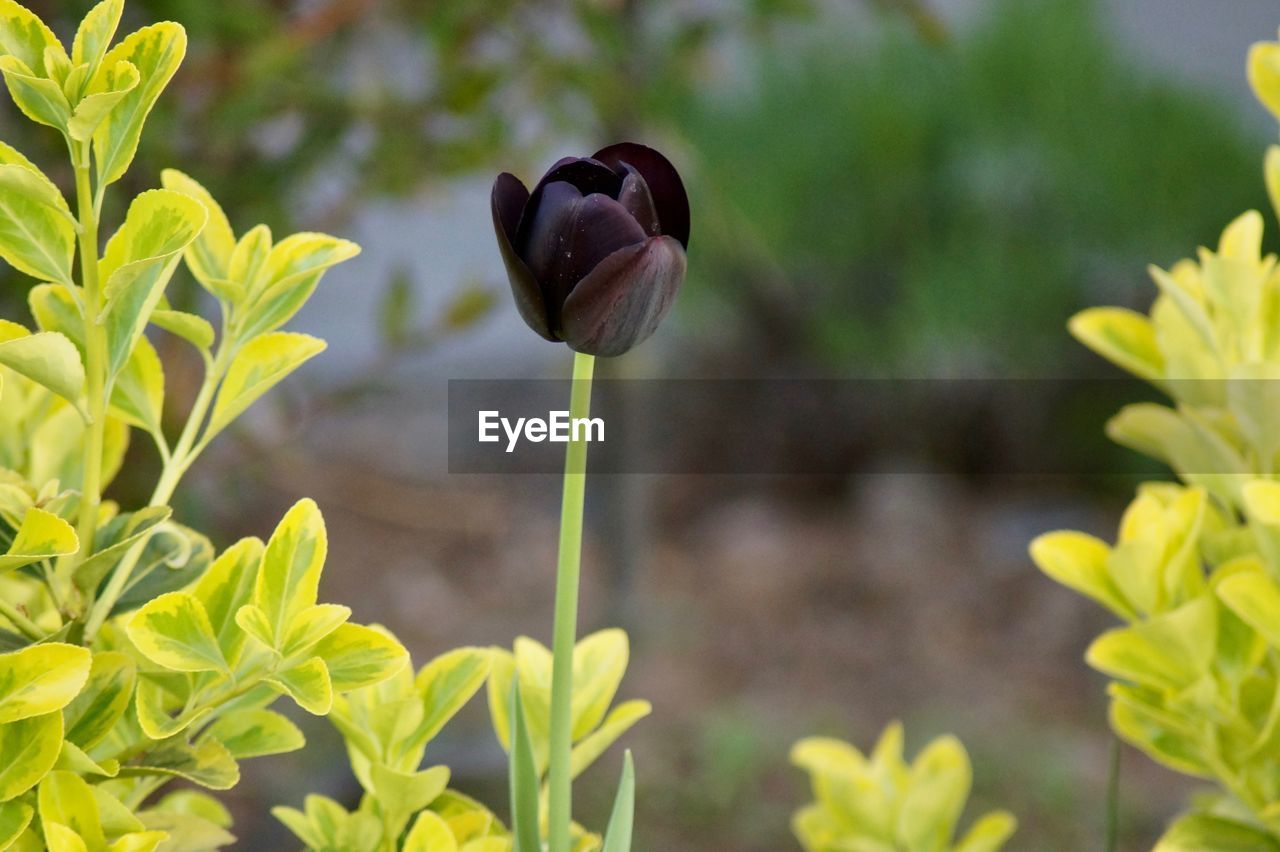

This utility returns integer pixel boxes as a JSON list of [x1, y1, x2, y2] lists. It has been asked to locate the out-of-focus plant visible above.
[[1031, 28, 1280, 848], [790, 722, 1017, 852], [669, 0, 1264, 371], [0, 1, 411, 848]]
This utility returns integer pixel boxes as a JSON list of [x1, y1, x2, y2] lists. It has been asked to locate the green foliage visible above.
[[790, 723, 1017, 852], [670, 0, 1264, 370], [1031, 26, 1280, 847]]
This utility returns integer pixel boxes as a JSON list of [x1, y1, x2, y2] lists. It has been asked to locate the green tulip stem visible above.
[[548, 349, 596, 852]]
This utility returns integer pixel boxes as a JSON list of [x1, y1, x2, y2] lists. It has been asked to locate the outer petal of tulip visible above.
[[519, 182, 648, 322], [593, 143, 690, 248], [491, 172, 555, 340], [560, 235, 687, 356], [617, 164, 661, 237]]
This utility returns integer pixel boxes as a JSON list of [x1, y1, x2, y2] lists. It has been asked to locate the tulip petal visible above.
[[491, 172, 554, 340], [593, 143, 689, 248], [617, 165, 660, 237], [517, 157, 623, 247], [519, 182, 648, 329], [560, 235, 687, 357]]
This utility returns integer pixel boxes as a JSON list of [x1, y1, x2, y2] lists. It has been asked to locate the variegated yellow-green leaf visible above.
[[1085, 596, 1216, 690], [135, 810, 233, 851], [71, 0, 122, 73], [104, 830, 167, 851], [897, 735, 970, 850], [403, 810, 456, 852], [127, 591, 229, 674], [109, 333, 163, 434], [1155, 813, 1280, 851], [954, 812, 1018, 852], [0, 799, 33, 849], [205, 332, 326, 440], [572, 628, 628, 740], [150, 308, 214, 351], [42, 820, 86, 852], [118, 738, 239, 790], [1217, 571, 1280, 650], [269, 657, 331, 715], [252, 498, 326, 648], [0, 330, 84, 415], [312, 622, 407, 692], [54, 741, 118, 778], [29, 283, 83, 345], [225, 224, 271, 302], [1029, 531, 1136, 621], [0, 711, 63, 800], [569, 700, 650, 780], [134, 677, 209, 740], [0, 506, 77, 572], [39, 771, 105, 850], [0, 643, 91, 724], [0, 55, 69, 130], [0, 161, 75, 286], [0, 0, 65, 75], [99, 188, 207, 379], [92, 22, 185, 186], [194, 536, 263, 664], [1250, 40, 1280, 121], [413, 646, 491, 749], [68, 59, 138, 141], [203, 708, 304, 760], [160, 169, 236, 295], [1069, 307, 1164, 382], [239, 234, 360, 340], [279, 603, 350, 659], [371, 763, 449, 819], [62, 652, 133, 749]]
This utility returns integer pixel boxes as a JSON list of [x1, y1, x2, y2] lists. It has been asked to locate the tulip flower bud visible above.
[[491, 143, 689, 357]]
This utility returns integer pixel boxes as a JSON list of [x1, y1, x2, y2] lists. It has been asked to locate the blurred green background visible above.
[[4, 0, 1279, 848]]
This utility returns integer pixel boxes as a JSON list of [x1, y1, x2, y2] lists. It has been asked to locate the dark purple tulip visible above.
[[491, 142, 689, 357]]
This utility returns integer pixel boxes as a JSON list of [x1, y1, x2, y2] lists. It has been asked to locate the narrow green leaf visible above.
[[92, 22, 186, 186], [601, 751, 635, 852], [509, 683, 541, 852], [205, 332, 325, 439]]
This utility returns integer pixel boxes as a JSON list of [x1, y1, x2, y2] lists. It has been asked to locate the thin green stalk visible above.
[[82, 347, 229, 641], [69, 154, 107, 599], [547, 350, 595, 852], [1105, 737, 1120, 852], [0, 597, 45, 641]]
